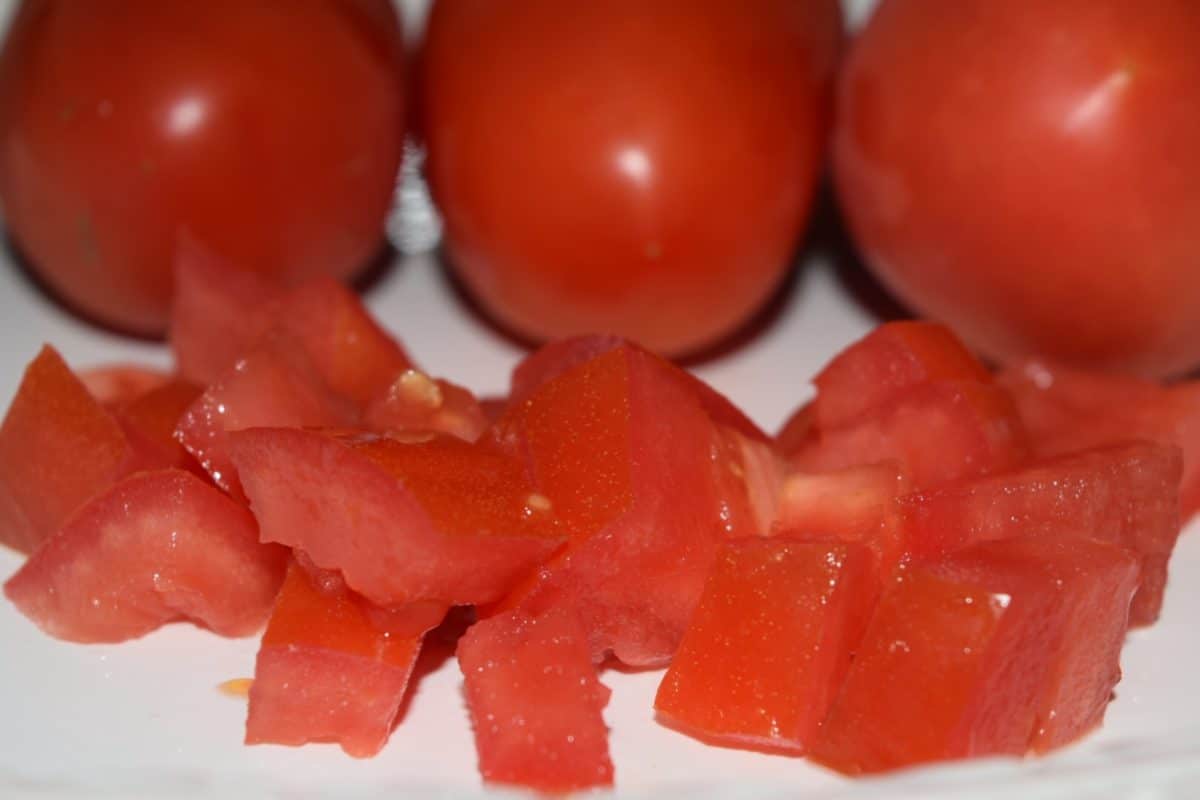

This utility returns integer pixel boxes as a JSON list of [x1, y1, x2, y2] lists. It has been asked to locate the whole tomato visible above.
[[0, 0, 406, 336], [835, 0, 1200, 377], [420, 0, 842, 357]]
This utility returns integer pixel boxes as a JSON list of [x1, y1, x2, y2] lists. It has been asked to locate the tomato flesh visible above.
[[0, 346, 154, 553], [790, 381, 1029, 490], [999, 358, 1200, 518], [491, 344, 768, 666], [899, 442, 1182, 626], [230, 428, 562, 607], [176, 335, 355, 499], [4, 469, 286, 643], [246, 560, 442, 758], [814, 536, 1138, 774], [813, 321, 992, 429], [655, 540, 876, 753], [458, 608, 613, 793]]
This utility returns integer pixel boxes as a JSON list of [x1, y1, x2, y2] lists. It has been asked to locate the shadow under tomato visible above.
[[0, 230, 402, 342]]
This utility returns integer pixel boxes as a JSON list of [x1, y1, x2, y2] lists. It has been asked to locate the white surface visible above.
[[4, 0, 1200, 797]]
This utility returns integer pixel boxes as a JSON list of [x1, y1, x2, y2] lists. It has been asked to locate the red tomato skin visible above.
[[420, 0, 842, 357], [0, 0, 405, 336], [835, 0, 1200, 377]]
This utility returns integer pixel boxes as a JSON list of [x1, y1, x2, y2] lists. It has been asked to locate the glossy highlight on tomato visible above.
[[834, 0, 1200, 377], [0, 0, 406, 335], [420, 0, 842, 357]]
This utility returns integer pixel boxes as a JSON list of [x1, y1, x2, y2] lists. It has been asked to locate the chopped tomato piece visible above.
[[999, 358, 1200, 518], [899, 442, 1182, 625], [269, 278, 415, 410], [655, 540, 876, 754], [246, 560, 443, 758], [774, 400, 815, 457], [169, 238, 281, 386], [230, 427, 562, 606], [115, 378, 205, 472], [176, 334, 355, 499], [458, 608, 613, 793], [491, 345, 762, 666], [813, 321, 992, 429], [813, 536, 1138, 774], [0, 346, 154, 553], [4, 469, 287, 643], [790, 381, 1029, 490], [775, 462, 909, 578]]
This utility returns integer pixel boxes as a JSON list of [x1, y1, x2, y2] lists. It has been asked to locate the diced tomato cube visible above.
[[115, 378, 205, 472], [169, 238, 281, 386], [790, 381, 1029, 490], [813, 536, 1138, 774], [774, 462, 909, 578], [230, 427, 562, 606], [176, 335, 356, 499], [364, 369, 487, 443], [491, 345, 762, 666], [0, 346, 151, 553], [246, 560, 443, 758], [999, 358, 1200, 518], [4, 469, 287, 643], [898, 442, 1182, 625], [813, 321, 992, 429], [458, 608, 613, 793], [654, 540, 876, 754]]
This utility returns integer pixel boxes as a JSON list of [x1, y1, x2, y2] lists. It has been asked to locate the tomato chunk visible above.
[[169, 238, 280, 386], [774, 462, 909, 579], [4, 469, 286, 643], [246, 560, 443, 758], [813, 321, 992, 429], [655, 540, 876, 754], [458, 608, 613, 793], [0, 346, 151, 553], [999, 358, 1200, 517], [899, 442, 1182, 625], [176, 335, 355, 499], [491, 344, 764, 666], [813, 536, 1138, 774], [364, 369, 487, 443], [790, 381, 1029, 490], [78, 365, 171, 406], [230, 427, 562, 606]]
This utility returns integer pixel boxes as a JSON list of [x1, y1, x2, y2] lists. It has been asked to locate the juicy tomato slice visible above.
[[899, 441, 1182, 626], [246, 560, 444, 758], [999, 358, 1200, 518], [813, 536, 1138, 774], [813, 321, 993, 429], [790, 380, 1029, 490], [774, 461, 910, 579], [4, 469, 287, 643], [0, 346, 149, 552], [457, 608, 613, 793], [490, 344, 766, 666], [229, 427, 562, 607], [176, 334, 356, 499], [654, 540, 876, 754]]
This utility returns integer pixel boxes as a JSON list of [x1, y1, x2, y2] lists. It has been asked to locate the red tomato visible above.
[[420, 0, 842, 357], [834, 0, 1200, 377], [0, 0, 406, 336]]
